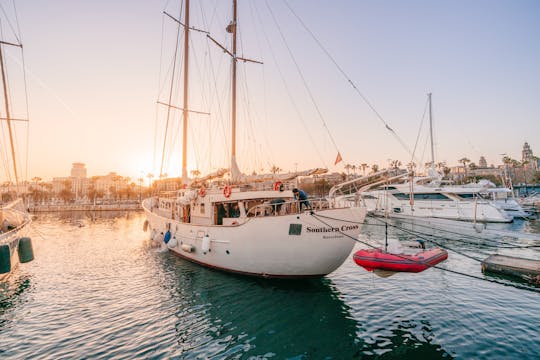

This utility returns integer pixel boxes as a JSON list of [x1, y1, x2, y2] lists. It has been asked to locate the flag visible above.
[[334, 152, 342, 165]]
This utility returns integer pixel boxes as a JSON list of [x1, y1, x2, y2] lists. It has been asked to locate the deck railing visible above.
[[246, 197, 331, 218]]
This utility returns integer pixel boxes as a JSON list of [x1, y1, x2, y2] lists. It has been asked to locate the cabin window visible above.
[[413, 193, 451, 201], [393, 192, 410, 200], [200, 203, 205, 214], [456, 193, 476, 199]]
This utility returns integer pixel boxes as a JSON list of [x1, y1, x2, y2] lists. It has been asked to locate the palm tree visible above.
[[458, 157, 470, 181], [190, 170, 201, 178], [406, 162, 416, 173], [270, 165, 282, 175], [371, 164, 379, 174], [360, 163, 368, 176], [31, 176, 42, 187], [389, 160, 401, 169], [344, 164, 352, 176]]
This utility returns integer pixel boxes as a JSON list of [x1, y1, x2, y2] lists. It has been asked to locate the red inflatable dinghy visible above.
[[353, 248, 448, 273]]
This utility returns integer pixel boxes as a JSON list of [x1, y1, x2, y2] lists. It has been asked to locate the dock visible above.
[[28, 203, 142, 212], [482, 254, 540, 284]]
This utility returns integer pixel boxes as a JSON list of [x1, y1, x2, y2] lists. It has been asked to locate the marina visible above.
[[0, 0, 539, 358], [0, 211, 538, 358]]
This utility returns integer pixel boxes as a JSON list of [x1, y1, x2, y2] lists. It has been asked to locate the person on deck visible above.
[[230, 203, 241, 218], [292, 188, 310, 210]]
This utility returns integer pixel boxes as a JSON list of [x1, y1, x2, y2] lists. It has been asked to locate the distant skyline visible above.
[[0, 0, 538, 182]]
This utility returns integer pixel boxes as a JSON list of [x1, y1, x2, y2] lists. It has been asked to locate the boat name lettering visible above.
[[306, 224, 358, 233]]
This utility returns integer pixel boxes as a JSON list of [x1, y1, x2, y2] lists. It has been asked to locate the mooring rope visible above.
[[310, 212, 540, 293]]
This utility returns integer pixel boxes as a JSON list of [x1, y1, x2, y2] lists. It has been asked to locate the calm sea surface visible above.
[[1, 211, 539, 359]]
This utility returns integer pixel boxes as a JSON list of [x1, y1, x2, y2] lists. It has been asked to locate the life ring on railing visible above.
[[199, 187, 206, 197], [223, 185, 232, 198], [273, 181, 282, 191]]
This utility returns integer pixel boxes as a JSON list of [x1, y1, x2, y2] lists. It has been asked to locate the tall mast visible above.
[[205, 0, 260, 180], [428, 92, 434, 169], [181, 0, 190, 184], [231, 0, 238, 167], [0, 42, 19, 185]]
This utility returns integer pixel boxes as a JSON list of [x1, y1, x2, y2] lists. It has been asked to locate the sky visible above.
[[0, 0, 538, 182]]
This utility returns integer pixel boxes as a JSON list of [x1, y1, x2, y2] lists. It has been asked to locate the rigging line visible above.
[[310, 213, 540, 293], [411, 97, 429, 165], [199, 6, 230, 168], [12, 0, 30, 184], [0, 120, 12, 183], [237, 48, 270, 172], [283, 0, 416, 161], [0, 20, 15, 187], [0, 3, 20, 44], [204, 37, 230, 165], [364, 214, 531, 249], [248, 1, 274, 170], [160, 8, 183, 179], [189, 41, 209, 173], [16, 26, 30, 182], [254, 2, 327, 167], [375, 215, 540, 247], [319, 212, 533, 250], [235, 22, 261, 168], [376, 220, 539, 254], [153, 13, 169, 172], [265, 0, 340, 160]]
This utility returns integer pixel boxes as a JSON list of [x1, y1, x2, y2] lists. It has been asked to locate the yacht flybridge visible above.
[[360, 173, 513, 223]]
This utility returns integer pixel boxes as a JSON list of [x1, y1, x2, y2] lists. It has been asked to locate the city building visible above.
[[522, 142, 539, 170]]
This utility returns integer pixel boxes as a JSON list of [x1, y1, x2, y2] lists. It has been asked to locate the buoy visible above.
[[143, 220, 149, 232], [0, 244, 11, 274], [167, 237, 178, 249], [181, 244, 194, 253], [164, 231, 171, 244], [18, 237, 34, 263], [202, 235, 210, 253]]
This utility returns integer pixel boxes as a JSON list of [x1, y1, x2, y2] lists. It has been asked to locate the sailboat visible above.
[[0, 11, 34, 280], [142, 0, 366, 278]]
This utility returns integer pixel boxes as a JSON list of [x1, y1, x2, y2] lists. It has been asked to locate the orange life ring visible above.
[[273, 181, 282, 191], [199, 187, 206, 197], [223, 185, 232, 198]]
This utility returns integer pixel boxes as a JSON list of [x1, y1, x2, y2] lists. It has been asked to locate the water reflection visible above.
[[0, 274, 32, 330], [156, 251, 452, 359]]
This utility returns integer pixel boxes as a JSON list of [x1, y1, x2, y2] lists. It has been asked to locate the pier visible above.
[[28, 202, 141, 212], [482, 254, 540, 284]]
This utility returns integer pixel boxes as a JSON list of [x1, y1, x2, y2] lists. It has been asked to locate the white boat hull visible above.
[[362, 194, 512, 223], [143, 202, 366, 278]]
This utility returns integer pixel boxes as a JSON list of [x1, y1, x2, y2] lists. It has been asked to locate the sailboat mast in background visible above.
[[428, 92, 434, 169], [0, 40, 22, 186], [181, 0, 190, 184]]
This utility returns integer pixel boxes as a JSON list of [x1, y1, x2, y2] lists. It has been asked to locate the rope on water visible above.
[[310, 212, 540, 293]]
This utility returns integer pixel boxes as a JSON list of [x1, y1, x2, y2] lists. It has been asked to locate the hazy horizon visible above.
[[0, 0, 538, 183]]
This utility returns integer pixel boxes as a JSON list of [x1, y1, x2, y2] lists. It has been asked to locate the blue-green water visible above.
[[1, 212, 539, 359]]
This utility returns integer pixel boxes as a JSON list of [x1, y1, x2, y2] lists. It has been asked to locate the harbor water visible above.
[[1, 211, 539, 359]]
